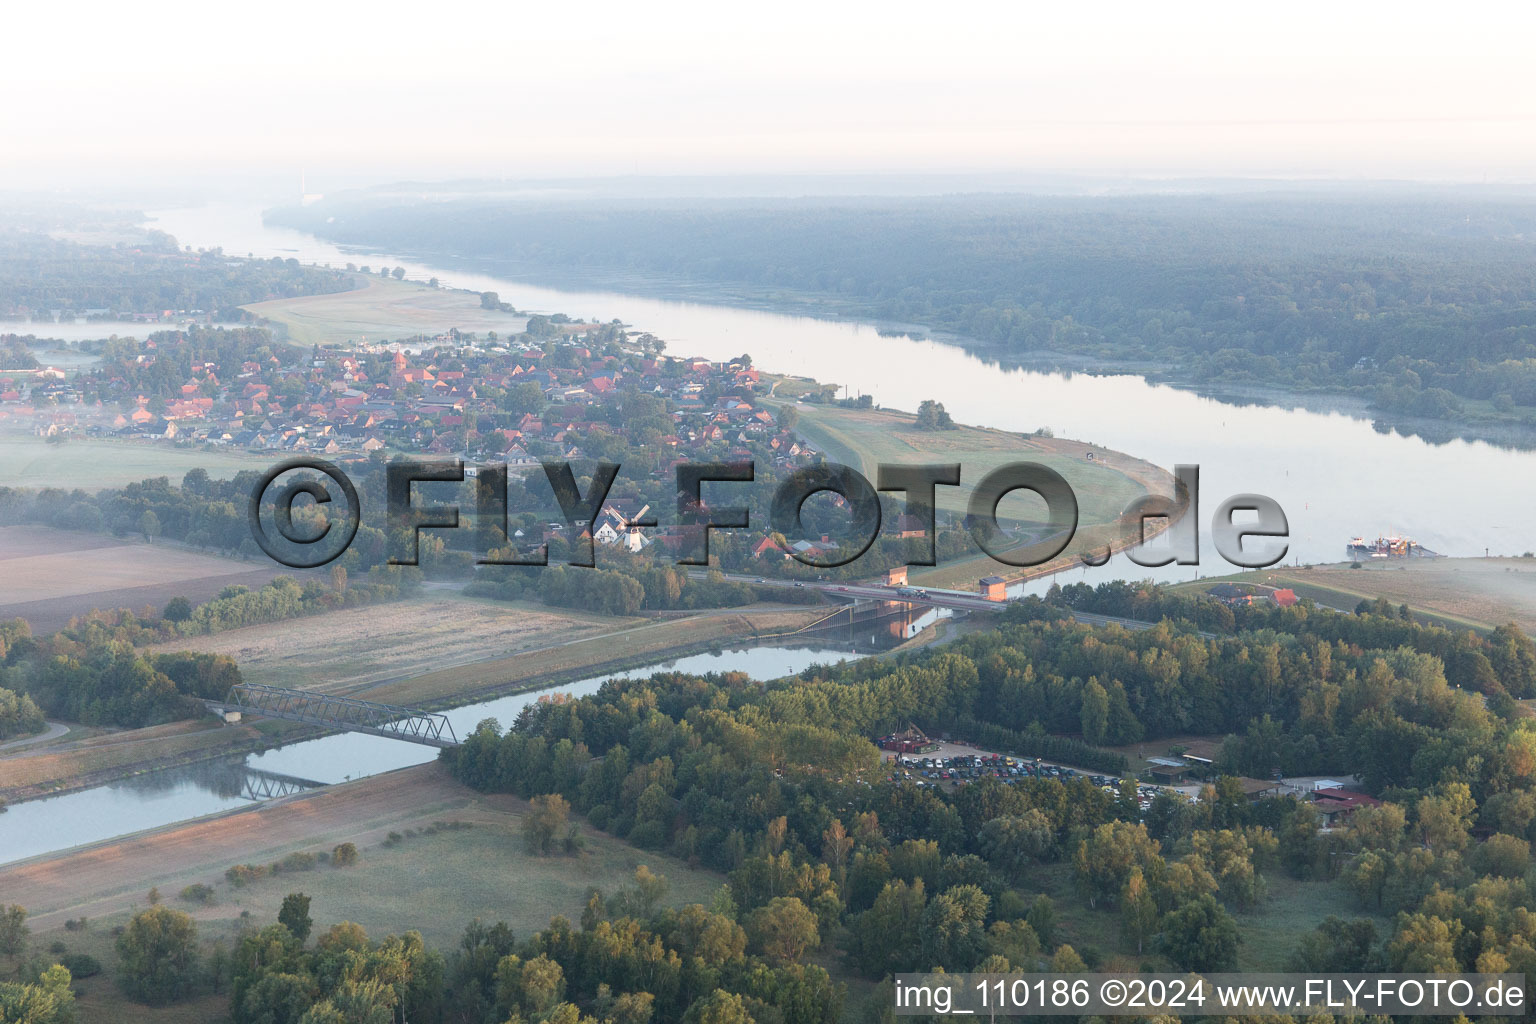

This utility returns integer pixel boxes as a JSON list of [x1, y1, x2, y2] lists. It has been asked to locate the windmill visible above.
[[621, 504, 653, 553]]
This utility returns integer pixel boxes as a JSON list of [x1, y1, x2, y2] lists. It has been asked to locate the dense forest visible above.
[[0, 231, 351, 320], [410, 588, 1536, 1019], [271, 193, 1536, 424]]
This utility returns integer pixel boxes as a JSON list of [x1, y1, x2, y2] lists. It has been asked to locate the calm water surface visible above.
[[0, 645, 858, 865], [149, 203, 1536, 573]]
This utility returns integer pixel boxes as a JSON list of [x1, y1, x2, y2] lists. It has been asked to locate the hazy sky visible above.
[[5, 0, 1534, 192]]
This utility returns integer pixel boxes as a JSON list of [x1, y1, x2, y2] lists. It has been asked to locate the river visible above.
[[147, 203, 1536, 578], [0, 644, 860, 866]]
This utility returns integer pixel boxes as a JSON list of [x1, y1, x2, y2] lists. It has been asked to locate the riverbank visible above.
[[286, 251, 1536, 453]]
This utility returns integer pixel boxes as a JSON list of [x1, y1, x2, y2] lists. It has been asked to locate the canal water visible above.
[[0, 644, 859, 866]]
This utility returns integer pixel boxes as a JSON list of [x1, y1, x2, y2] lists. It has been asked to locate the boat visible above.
[[1346, 535, 1439, 560]]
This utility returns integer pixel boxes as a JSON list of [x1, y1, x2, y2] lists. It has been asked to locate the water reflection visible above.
[[144, 203, 1536, 566]]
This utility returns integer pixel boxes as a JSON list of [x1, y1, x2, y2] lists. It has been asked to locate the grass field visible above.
[[1182, 557, 1536, 633], [780, 402, 1176, 589], [786, 404, 1150, 524], [0, 436, 269, 489], [242, 274, 530, 346]]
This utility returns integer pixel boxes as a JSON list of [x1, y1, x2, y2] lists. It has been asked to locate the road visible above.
[[0, 721, 69, 754]]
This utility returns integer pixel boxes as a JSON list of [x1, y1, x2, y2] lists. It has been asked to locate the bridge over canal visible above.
[[207, 683, 460, 749]]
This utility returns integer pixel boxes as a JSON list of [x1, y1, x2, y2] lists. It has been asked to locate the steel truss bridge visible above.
[[209, 683, 460, 748], [240, 767, 326, 801]]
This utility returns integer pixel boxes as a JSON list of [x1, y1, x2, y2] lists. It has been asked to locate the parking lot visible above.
[[882, 740, 1185, 812]]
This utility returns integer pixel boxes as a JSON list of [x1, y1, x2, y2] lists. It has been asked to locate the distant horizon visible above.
[[12, 170, 1536, 214]]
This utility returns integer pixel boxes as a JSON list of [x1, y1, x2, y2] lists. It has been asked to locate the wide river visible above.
[[150, 203, 1536, 575]]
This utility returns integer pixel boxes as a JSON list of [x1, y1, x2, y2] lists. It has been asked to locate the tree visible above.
[[978, 811, 1056, 877], [0, 963, 75, 1023], [518, 954, 566, 1017], [1288, 916, 1379, 972], [1050, 944, 1087, 972], [1027, 895, 1056, 946], [116, 905, 199, 1004], [279, 892, 313, 943], [821, 819, 853, 883], [745, 896, 820, 964], [852, 879, 925, 977], [914, 400, 954, 431], [1120, 867, 1158, 954], [331, 842, 358, 867], [631, 865, 669, 918], [523, 793, 572, 855], [162, 596, 192, 622], [683, 989, 757, 1024], [1416, 783, 1476, 851], [138, 509, 161, 543], [1073, 821, 1162, 908], [1080, 678, 1110, 744], [1160, 894, 1239, 971], [920, 884, 989, 970], [0, 904, 27, 956]]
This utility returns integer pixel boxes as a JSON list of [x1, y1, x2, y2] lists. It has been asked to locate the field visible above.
[[781, 402, 1175, 589], [2, 763, 720, 1020], [143, 595, 826, 704], [0, 526, 304, 635], [144, 594, 644, 696], [0, 436, 269, 489], [1185, 557, 1536, 633], [786, 403, 1152, 523], [242, 274, 530, 346]]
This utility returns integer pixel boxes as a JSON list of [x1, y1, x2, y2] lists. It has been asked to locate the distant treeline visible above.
[[0, 231, 351, 320], [273, 194, 1536, 415]]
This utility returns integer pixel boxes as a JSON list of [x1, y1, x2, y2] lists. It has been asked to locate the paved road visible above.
[[0, 721, 70, 754]]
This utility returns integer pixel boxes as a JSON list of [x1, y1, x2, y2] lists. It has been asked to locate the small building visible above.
[[1147, 757, 1194, 785], [1271, 588, 1299, 607], [1232, 777, 1284, 801], [885, 565, 909, 587], [979, 575, 1007, 601], [1312, 789, 1381, 827]]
